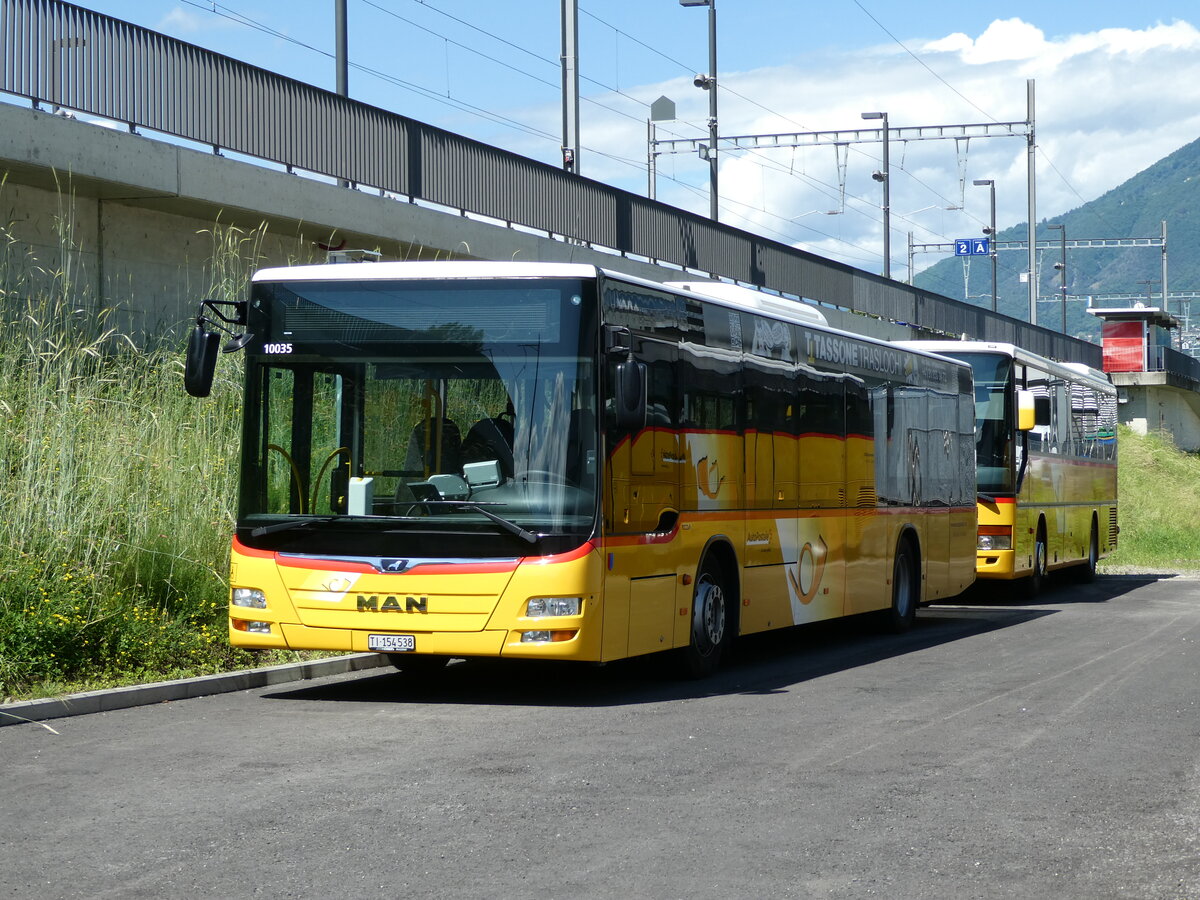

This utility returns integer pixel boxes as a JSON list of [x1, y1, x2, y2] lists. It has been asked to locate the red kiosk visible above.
[[1088, 304, 1178, 374]]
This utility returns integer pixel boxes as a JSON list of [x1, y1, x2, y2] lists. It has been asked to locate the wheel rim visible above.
[[1035, 539, 1046, 577], [693, 575, 726, 655]]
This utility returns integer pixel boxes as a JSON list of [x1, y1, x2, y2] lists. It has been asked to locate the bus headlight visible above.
[[232, 588, 268, 609], [977, 527, 1012, 551], [526, 597, 582, 618]]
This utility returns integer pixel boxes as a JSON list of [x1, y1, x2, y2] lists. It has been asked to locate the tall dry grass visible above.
[[0, 207, 271, 698]]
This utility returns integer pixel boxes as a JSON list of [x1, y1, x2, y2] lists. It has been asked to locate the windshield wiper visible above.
[[249, 514, 397, 537], [250, 516, 340, 537], [398, 499, 538, 544], [451, 502, 539, 545]]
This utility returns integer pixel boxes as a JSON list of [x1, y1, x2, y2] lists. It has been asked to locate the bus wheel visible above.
[[386, 654, 450, 674], [683, 561, 730, 678], [1023, 525, 1048, 598], [882, 538, 918, 634], [1077, 520, 1099, 583]]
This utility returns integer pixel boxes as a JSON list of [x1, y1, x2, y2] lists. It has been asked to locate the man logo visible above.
[[381, 559, 409, 573], [357, 595, 428, 613]]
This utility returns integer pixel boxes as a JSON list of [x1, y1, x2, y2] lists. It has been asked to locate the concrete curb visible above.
[[0, 653, 389, 728]]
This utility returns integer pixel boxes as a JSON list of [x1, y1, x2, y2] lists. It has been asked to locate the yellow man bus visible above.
[[901, 341, 1118, 594], [186, 262, 977, 675]]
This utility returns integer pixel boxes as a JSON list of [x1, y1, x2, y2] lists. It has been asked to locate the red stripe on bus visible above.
[[232, 537, 275, 559], [404, 560, 519, 575], [276, 555, 377, 574]]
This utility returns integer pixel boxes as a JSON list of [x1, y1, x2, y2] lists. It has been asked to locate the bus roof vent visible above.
[[665, 281, 827, 327]]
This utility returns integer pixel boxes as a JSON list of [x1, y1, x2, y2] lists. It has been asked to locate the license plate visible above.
[[368, 634, 416, 652]]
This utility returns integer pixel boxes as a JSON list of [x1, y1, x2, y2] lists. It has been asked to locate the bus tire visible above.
[[682, 559, 731, 678], [1023, 522, 1048, 598], [386, 653, 450, 674], [1077, 518, 1099, 583], [882, 537, 919, 634]]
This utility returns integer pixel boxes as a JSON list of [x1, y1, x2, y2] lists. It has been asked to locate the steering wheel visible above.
[[393, 481, 429, 517]]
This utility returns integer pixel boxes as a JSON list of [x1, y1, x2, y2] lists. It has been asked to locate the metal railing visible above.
[[1, 0, 1101, 366], [1149, 345, 1200, 386]]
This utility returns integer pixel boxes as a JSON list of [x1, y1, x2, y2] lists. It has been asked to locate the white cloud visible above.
[[156, 7, 208, 34], [936, 18, 1050, 64], [155, 6, 242, 36]]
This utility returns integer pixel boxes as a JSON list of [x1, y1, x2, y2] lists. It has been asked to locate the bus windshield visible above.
[[948, 352, 1015, 494], [237, 277, 599, 557]]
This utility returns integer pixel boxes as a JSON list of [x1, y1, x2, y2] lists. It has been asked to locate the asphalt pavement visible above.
[[2, 572, 1198, 899]]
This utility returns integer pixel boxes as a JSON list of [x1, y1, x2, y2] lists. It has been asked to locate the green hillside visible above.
[[915, 136, 1200, 344]]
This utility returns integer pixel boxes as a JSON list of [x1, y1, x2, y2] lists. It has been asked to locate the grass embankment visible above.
[[1103, 425, 1200, 572], [0, 217, 321, 702]]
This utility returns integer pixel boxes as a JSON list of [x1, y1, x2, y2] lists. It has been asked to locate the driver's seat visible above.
[[463, 414, 515, 477]]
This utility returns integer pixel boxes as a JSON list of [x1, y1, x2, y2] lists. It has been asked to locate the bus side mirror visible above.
[[184, 324, 220, 397], [184, 298, 249, 397], [615, 359, 647, 432]]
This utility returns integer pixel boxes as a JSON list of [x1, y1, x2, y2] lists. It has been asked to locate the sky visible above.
[[61, 1, 1200, 280]]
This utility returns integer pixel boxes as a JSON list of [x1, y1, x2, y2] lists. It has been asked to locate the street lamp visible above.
[[862, 111, 890, 278], [1047, 223, 1067, 333], [681, 0, 718, 221], [973, 179, 997, 311]]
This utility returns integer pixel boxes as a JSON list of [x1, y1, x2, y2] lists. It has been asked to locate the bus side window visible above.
[[797, 370, 845, 509]]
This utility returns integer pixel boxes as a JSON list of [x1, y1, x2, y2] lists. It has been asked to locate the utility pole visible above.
[[335, 0, 348, 99], [973, 179, 998, 311], [862, 111, 890, 278], [1162, 220, 1170, 326], [335, 0, 349, 188], [1048, 223, 1066, 333], [1026, 79, 1038, 324], [680, 0, 718, 220], [560, 0, 579, 173]]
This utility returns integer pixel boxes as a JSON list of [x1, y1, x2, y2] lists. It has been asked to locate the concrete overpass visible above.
[[3, 101, 745, 338]]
